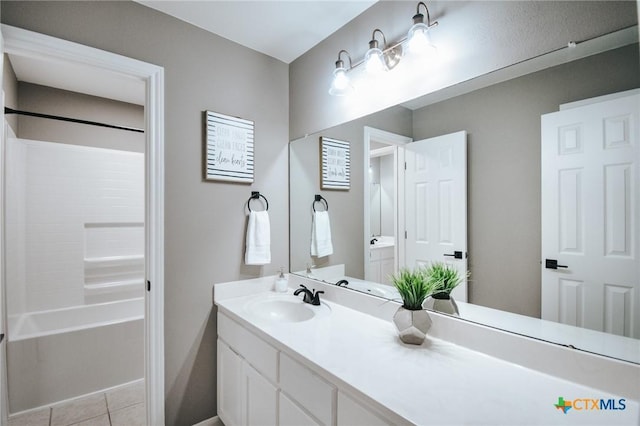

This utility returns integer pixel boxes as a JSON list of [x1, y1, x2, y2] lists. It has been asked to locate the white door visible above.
[[541, 92, 639, 338], [404, 131, 468, 301]]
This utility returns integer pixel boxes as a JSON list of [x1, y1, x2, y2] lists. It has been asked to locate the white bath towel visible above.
[[245, 211, 271, 265], [311, 211, 333, 257]]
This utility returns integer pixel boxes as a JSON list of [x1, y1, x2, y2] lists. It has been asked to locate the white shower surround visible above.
[[6, 138, 144, 315]]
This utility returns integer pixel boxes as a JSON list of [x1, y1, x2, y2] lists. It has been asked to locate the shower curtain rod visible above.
[[4, 107, 145, 133]]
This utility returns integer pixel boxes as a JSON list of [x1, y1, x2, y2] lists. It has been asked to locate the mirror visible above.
[[289, 28, 640, 364]]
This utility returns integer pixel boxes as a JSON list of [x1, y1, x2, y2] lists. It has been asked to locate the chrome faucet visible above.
[[294, 284, 323, 306]]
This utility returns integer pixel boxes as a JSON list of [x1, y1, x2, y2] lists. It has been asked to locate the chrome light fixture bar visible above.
[[329, 1, 439, 96]]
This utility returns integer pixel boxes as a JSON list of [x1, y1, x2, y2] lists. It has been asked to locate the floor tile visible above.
[[51, 393, 108, 426], [7, 407, 50, 426], [70, 414, 111, 426], [110, 403, 146, 426], [106, 380, 144, 412]]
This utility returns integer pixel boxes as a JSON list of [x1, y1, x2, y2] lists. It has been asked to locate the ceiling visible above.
[[136, 0, 377, 64], [8, 1, 376, 106]]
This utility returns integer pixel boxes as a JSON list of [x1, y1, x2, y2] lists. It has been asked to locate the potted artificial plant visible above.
[[423, 262, 466, 315], [390, 268, 433, 345]]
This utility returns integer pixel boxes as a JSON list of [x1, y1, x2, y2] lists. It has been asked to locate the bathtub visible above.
[[7, 298, 144, 413]]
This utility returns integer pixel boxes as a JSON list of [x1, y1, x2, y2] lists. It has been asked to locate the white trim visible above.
[[369, 146, 395, 158], [1, 25, 165, 425], [193, 416, 223, 426], [363, 127, 411, 282]]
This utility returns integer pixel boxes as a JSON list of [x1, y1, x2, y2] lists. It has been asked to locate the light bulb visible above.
[[365, 47, 386, 75], [329, 67, 352, 96], [407, 22, 437, 59]]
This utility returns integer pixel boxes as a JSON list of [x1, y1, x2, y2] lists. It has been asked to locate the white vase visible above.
[[392, 306, 432, 345]]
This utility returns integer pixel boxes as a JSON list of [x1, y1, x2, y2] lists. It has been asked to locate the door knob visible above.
[[545, 259, 568, 270], [444, 251, 465, 259]]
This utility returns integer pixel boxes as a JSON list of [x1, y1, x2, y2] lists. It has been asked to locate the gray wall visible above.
[[412, 44, 640, 318], [1, 2, 289, 425], [16, 83, 144, 152], [289, 1, 637, 139], [290, 105, 411, 278]]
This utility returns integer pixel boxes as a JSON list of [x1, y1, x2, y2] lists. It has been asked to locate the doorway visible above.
[[363, 126, 411, 285], [0, 25, 164, 425]]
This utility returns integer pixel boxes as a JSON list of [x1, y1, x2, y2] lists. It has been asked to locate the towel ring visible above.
[[313, 194, 328, 212], [248, 191, 269, 212]]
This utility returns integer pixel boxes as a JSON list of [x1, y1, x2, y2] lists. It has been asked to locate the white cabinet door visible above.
[[279, 392, 321, 426], [244, 363, 278, 426], [404, 131, 468, 301], [541, 92, 639, 337], [217, 340, 243, 426], [367, 259, 381, 283], [379, 258, 394, 285], [218, 339, 278, 426], [337, 392, 391, 426]]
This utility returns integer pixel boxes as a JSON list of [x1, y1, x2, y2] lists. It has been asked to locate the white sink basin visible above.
[[245, 295, 331, 323]]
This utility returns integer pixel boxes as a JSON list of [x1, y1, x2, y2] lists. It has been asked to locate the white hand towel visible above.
[[311, 211, 333, 257], [245, 210, 271, 265]]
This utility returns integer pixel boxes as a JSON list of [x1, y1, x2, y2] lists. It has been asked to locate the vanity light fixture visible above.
[[406, 1, 438, 56], [328, 1, 439, 96], [329, 50, 354, 96]]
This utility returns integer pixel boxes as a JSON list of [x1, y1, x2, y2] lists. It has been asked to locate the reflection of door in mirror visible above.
[[364, 127, 412, 285], [404, 131, 468, 302], [369, 183, 381, 237], [541, 90, 639, 338]]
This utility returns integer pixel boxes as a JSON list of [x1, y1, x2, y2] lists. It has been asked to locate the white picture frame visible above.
[[320, 136, 350, 190], [205, 111, 254, 183]]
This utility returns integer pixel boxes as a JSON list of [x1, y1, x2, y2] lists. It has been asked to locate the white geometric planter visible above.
[[393, 307, 432, 345], [423, 292, 460, 316]]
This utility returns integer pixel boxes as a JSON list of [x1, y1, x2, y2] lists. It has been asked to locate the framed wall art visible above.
[[320, 136, 350, 190], [205, 111, 254, 183]]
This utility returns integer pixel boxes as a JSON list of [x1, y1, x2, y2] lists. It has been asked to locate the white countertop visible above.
[[214, 278, 639, 425]]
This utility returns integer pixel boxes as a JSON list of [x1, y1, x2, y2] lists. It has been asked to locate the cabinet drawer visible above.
[[279, 352, 335, 425], [218, 313, 278, 382], [337, 391, 390, 426]]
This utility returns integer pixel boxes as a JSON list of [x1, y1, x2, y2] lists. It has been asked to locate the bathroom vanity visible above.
[[214, 276, 640, 425]]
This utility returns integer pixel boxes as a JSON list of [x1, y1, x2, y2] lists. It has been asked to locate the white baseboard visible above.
[[193, 415, 223, 426]]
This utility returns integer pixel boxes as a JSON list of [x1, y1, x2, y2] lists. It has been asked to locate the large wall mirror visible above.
[[290, 25, 640, 364]]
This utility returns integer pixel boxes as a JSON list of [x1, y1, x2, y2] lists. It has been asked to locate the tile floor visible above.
[[7, 381, 145, 426]]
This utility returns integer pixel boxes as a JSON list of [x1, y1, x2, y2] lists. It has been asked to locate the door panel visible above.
[[541, 92, 639, 338], [405, 131, 467, 301]]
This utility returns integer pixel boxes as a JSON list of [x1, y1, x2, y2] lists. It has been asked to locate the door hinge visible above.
[[404, 162, 407, 170], [0, 333, 4, 343], [404, 230, 407, 239], [147, 280, 151, 292]]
